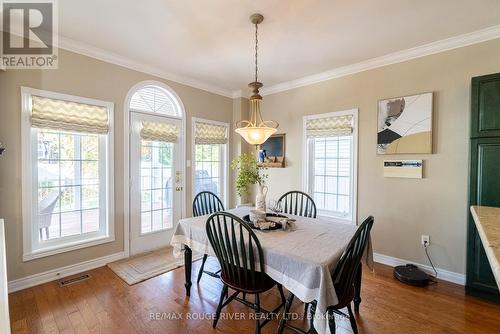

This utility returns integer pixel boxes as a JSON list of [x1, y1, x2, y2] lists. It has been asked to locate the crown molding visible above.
[[261, 24, 500, 96], [57, 36, 235, 98], [56, 24, 500, 99], [231, 90, 243, 98]]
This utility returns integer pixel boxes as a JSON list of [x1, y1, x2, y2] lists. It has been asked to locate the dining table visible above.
[[171, 207, 373, 333]]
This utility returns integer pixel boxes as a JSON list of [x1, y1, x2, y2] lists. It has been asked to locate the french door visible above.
[[130, 112, 183, 255]]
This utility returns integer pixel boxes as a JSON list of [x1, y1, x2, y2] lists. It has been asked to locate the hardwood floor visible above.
[[8, 259, 500, 333]]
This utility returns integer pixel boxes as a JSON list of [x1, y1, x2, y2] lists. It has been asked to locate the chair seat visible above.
[[221, 268, 276, 294]]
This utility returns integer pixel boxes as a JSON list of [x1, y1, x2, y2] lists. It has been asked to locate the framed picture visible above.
[[377, 92, 433, 154], [258, 133, 286, 168]]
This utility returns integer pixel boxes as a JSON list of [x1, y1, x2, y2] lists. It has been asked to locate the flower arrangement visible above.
[[231, 153, 267, 197]]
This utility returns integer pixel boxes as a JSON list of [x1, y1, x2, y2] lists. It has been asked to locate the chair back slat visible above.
[[193, 191, 224, 217], [278, 191, 317, 218], [331, 216, 374, 302], [206, 212, 265, 288]]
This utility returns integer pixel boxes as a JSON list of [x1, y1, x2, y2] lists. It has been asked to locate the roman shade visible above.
[[31, 96, 109, 134], [194, 121, 228, 144], [140, 121, 179, 143], [306, 115, 353, 138]]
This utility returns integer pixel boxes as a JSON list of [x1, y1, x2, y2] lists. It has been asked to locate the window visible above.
[[130, 85, 181, 117], [303, 110, 358, 222], [192, 118, 229, 206], [21, 87, 114, 260]]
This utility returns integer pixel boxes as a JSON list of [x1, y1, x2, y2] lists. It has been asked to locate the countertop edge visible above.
[[470, 206, 500, 290]]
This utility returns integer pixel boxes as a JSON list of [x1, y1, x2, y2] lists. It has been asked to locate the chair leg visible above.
[[277, 284, 286, 307], [255, 293, 261, 334], [328, 309, 336, 334], [39, 229, 43, 240], [308, 301, 317, 332], [197, 254, 208, 283], [45, 227, 49, 239], [213, 284, 227, 328], [347, 304, 358, 334], [277, 292, 294, 334]]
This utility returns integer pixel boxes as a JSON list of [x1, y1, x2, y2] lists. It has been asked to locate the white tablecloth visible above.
[[171, 207, 373, 333]]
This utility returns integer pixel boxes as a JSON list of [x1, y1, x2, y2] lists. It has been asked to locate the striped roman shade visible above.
[[140, 121, 179, 142], [31, 96, 109, 134], [306, 115, 353, 138], [194, 121, 228, 144]]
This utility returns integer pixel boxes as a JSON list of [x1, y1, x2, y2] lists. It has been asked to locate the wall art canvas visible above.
[[377, 92, 433, 154]]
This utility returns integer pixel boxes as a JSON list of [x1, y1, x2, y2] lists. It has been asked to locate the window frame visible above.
[[302, 109, 358, 224], [21, 87, 115, 261], [191, 117, 229, 208]]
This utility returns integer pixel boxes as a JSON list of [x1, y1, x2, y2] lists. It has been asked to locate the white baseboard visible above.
[[373, 252, 465, 286], [8, 251, 126, 293], [7, 250, 465, 293]]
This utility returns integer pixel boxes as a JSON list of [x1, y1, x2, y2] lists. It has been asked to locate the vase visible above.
[[255, 184, 268, 212]]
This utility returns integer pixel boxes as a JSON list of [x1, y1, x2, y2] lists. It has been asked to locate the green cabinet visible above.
[[466, 73, 500, 303], [471, 73, 500, 138]]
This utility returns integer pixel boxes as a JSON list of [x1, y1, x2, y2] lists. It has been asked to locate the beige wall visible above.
[[2, 39, 500, 281], [0, 49, 233, 281], [230, 97, 253, 208], [260, 38, 500, 274]]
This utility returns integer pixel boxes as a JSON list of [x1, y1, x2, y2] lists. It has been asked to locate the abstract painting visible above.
[[377, 92, 433, 154]]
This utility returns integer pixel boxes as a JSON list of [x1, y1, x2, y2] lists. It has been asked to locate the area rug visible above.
[[108, 246, 202, 285]]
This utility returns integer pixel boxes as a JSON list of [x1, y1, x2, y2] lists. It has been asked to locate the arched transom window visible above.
[[129, 85, 182, 117]]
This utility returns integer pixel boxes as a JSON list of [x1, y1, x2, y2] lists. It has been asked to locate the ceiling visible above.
[[58, 0, 500, 96]]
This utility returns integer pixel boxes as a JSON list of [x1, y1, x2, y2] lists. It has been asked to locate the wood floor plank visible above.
[[9, 262, 500, 334], [41, 283, 75, 334], [32, 285, 60, 334]]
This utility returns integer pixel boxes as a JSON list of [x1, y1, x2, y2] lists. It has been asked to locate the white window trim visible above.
[[191, 117, 230, 209], [21, 87, 115, 261], [302, 109, 358, 224]]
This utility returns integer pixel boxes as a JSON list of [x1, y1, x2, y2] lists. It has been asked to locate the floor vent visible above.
[[58, 274, 92, 287]]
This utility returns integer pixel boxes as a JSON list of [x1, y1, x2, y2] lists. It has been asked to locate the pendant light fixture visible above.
[[235, 13, 278, 146]]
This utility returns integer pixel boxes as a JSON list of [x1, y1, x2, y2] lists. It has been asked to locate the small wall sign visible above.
[[383, 160, 423, 179]]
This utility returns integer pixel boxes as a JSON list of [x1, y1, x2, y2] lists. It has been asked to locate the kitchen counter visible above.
[[470, 206, 500, 289]]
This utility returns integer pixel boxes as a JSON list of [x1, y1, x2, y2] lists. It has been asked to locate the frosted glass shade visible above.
[[235, 126, 277, 145]]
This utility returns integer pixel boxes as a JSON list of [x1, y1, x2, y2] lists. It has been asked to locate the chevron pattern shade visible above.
[[31, 96, 109, 134], [306, 115, 353, 138], [194, 121, 228, 144], [140, 121, 179, 143]]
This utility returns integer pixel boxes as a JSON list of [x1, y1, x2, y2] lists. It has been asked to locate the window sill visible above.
[[317, 212, 354, 224], [23, 234, 115, 262]]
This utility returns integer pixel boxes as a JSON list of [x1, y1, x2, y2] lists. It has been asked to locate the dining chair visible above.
[[192, 191, 225, 283], [206, 212, 286, 334], [278, 216, 374, 334], [38, 190, 61, 240], [277, 190, 317, 218]]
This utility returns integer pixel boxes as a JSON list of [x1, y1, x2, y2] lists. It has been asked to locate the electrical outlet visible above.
[[421, 235, 430, 246]]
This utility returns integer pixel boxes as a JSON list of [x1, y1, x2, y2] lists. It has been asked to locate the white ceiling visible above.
[[58, 0, 500, 96]]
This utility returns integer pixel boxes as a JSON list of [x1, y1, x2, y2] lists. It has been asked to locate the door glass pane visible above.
[[140, 140, 173, 233]]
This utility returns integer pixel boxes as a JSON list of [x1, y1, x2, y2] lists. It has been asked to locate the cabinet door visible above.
[[471, 73, 500, 138], [467, 138, 500, 300]]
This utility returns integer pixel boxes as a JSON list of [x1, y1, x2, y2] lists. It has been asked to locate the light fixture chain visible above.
[[255, 22, 258, 83]]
